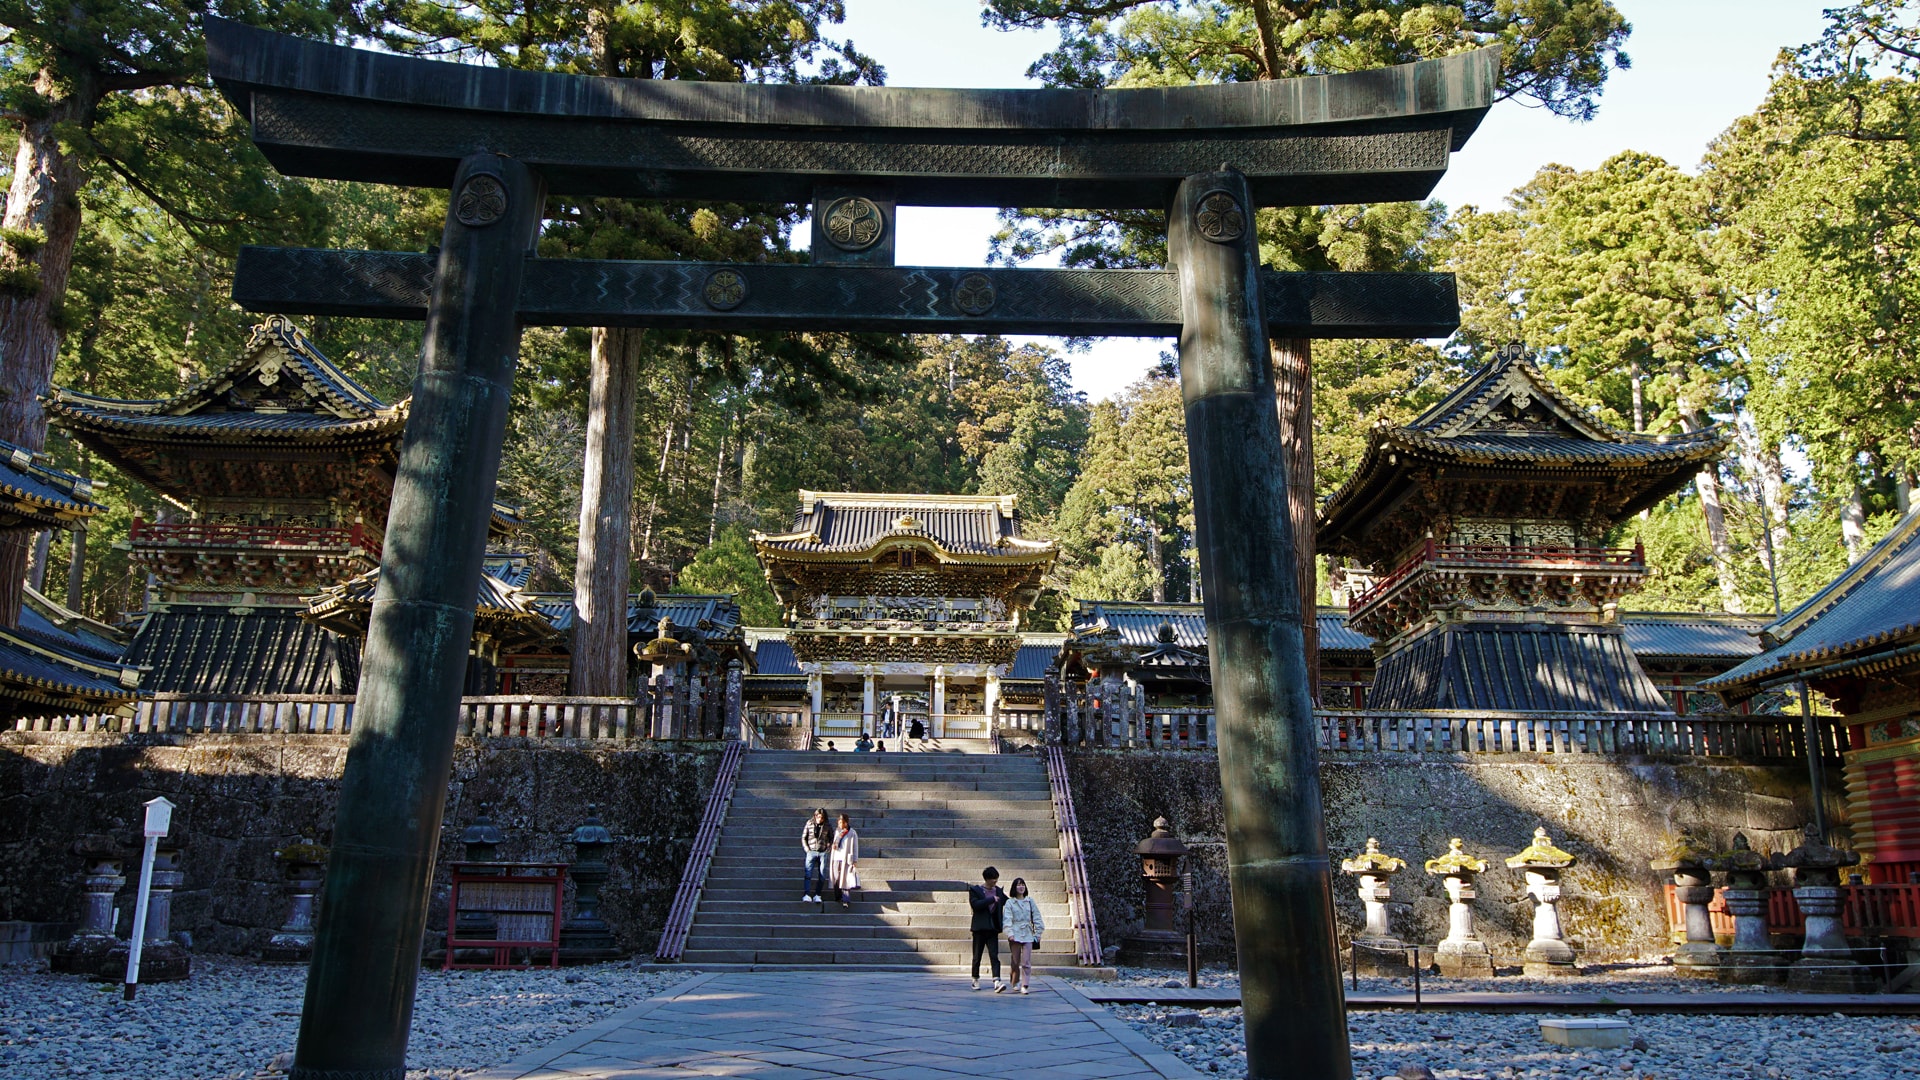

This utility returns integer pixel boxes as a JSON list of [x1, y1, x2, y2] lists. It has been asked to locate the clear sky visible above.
[[815, 0, 1834, 402]]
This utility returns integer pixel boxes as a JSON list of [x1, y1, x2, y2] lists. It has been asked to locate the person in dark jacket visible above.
[[968, 866, 1007, 991], [801, 808, 832, 903]]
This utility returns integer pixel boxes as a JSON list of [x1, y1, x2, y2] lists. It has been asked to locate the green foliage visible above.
[[1056, 372, 1194, 603], [675, 527, 782, 626]]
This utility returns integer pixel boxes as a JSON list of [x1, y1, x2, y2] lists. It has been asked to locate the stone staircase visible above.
[[679, 750, 1088, 973]]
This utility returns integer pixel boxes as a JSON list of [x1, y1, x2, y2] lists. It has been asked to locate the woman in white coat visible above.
[[829, 813, 860, 906], [1002, 876, 1046, 993]]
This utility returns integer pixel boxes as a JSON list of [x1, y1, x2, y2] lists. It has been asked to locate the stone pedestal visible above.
[[1507, 828, 1578, 978], [103, 847, 191, 983], [1710, 833, 1778, 985], [1342, 839, 1410, 976], [1775, 825, 1868, 993], [262, 854, 326, 963], [560, 807, 623, 964], [1119, 818, 1191, 969], [1424, 839, 1493, 978], [50, 851, 123, 975], [1653, 854, 1721, 976]]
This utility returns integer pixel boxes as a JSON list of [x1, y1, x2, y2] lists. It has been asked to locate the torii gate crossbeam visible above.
[[204, 19, 1495, 1080]]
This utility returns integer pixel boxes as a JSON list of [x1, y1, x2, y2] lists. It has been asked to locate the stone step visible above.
[[695, 895, 1075, 910], [696, 886, 1064, 905], [677, 948, 1083, 967], [685, 922, 1073, 942], [709, 855, 1066, 874], [690, 911, 978, 929], [713, 840, 1059, 857], [706, 870, 1065, 889], [654, 962, 1105, 978], [733, 788, 1051, 802]]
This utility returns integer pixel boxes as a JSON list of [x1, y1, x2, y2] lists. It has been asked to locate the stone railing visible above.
[[14, 684, 745, 742], [1043, 707, 1840, 761]]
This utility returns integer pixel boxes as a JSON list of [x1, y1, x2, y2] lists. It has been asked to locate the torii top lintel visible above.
[[205, 17, 1495, 209]]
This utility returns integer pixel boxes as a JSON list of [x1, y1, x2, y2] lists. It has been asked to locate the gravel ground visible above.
[[0, 956, 691, 1079], [1108, 1003, 1920, 1080]]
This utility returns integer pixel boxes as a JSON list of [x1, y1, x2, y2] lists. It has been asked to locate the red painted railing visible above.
[[1046, 745, 1105, 966], [1664, 882, 1920, 939], [654, 740, 746, 961], [1350, 541, 1644, 612], [131, 518, 378, 556]]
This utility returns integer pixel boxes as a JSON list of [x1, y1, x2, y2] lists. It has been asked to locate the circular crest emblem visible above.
[[1195, 191, 1246, 244], [703, 269, 748, 311], [953, 273, 997, 316], [823, 197, 887, 252], [455, 174, 509, 228]]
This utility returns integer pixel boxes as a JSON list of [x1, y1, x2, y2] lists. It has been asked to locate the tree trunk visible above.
[[67, 523, 86, 613], [1272, 338, 1319, 699], [570, 326, 642, 697], [0, 69, 98, 626], [25, 530, 50, 593], [1146, 519, 1165, 603], [1841, 485, 1868, 564], [1680, 411, 1742, 613]]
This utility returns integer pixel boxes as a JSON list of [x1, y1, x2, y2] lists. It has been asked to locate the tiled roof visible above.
[[48, 316, 397, 432], [1619, 613, 1766, 661], [126, 605, 354, 695], [1010, 641, 1063, 680], [1069, 601, 1208, 648], [1369, 622, 1670, 712], [1704, 509, 1920, 693], [755, 491, 1055, 561], [309, 556, 556, 644], [750, 636, 802, 676], [0, 626, 140, 718], [0, 440, 105, 531], [1317, 610, 1374, 654], [531, 591, 743, 640], [1320, 350, 1730, 541]]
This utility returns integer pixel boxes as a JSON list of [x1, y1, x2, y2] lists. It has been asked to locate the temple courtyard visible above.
[[3, 960, 1918, 1080]]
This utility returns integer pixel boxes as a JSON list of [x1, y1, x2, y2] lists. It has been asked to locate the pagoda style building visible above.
[[49, 317, 513, 694], [0, 444, 140, 721], [1317, 350, 1729, 712], [1706, 508, 1920, 883], [751, 491, 1056, 742]]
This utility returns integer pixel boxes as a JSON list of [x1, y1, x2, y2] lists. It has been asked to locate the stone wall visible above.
[[0, 733, 722, 957], [1063, 748, 1845, 965]]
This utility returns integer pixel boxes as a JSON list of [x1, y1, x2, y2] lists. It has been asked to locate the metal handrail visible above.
[[655, 739, 746, 961], [1045, 745, 1104, 966]]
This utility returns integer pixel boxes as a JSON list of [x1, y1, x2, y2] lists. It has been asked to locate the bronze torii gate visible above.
[[204, 19, 1492, 1080]]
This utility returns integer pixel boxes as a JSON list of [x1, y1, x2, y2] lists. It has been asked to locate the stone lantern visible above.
[[1340, 838, 1409, 975], [263, 840, 328, 962], [560, 805, 622, 963], [1651, 836, 1720, 976], [1505, 827, 1578, 977], [636, 616, 695, 737], [1773, 824, 1865, 992], [454, 804, 505, 947], [50, 842, 125, 975], [1707, 833, 1777, 985], [1423, 838, 1492, 978], [104, 843, 191, 983], [1118, 817, 1189, 968]]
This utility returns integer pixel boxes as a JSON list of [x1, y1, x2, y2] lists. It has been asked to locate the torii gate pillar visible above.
[[1171, 170, 1349, 1078]]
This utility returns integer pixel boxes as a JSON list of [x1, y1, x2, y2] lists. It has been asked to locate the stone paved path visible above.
[[472, 971, 1199, 1080]]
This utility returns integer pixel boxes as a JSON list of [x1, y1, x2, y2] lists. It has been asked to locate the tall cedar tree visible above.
[[375, 1, 884, 694], [0, 0, 366, 623], [982, 0, 1631, 682]]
